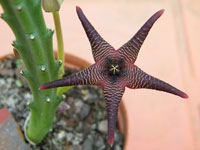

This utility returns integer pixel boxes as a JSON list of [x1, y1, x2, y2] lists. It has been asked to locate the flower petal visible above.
[[76, 6, 115, 62], [118, 9, 164, 63], [126, 65, 188, 98], [102, 83, 125, 146], [40, 64, 103, 89]]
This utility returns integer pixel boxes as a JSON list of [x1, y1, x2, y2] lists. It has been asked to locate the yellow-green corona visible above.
[[109, 64, 119, 75]]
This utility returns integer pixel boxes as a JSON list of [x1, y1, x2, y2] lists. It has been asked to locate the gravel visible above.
[[98, 120, 108, 133]]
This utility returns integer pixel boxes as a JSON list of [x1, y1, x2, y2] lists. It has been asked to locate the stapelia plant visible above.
[[40, 6, 188, 146], [0, 0, 67, 144]]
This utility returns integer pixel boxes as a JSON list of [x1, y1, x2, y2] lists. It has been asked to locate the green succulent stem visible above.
[[0, 0, 63, 144], [52, 11, 65, 78]]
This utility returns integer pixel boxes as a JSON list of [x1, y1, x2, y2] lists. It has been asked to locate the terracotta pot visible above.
[[0, 52, 128, 149]]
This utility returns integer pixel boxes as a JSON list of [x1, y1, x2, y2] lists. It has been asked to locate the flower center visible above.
[[103, 57, 126, 82], [109, 64, 120, 75]]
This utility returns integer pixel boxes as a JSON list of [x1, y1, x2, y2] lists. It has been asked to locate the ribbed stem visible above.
[[0, 0, 63, 143]]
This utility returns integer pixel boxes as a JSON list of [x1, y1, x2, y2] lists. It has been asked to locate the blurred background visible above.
[[0, 0, 200, 149]]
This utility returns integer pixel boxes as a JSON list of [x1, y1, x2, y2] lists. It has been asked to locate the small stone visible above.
[[74, 99, 90, 120], [82, 137, 93, 150], [75, 122, 83, 131], [71, 133, 83, 145], [91, 124, 96, 129], [90, 130, 96, 136], [82, 92, 98, 104], [81, 89, 88, 95], [114, 130, 124, 143], [0, 62, 14, 76], [0, 69, 14, 77], [65, 119, 75, 128], [66, 145, 82, 150], [57, 119, 67, 127], [96, 111, 104, 120], [114, 145, 122, 150], [57, 101, 70, 114], [79, 103, 90, 120], [74, 99, 84, 113], [6, 78, 13, 85], [0, 79, 6, 85], [57, 130, 66, 140], [67, 97, 74, 105], [98, 100, 106, 108], [66, 132, 74, 142], [72, 138, 80, 145], [24, 92, 32, 101], [98, 120, 108, 133], [94, 136, 105, 149], [6, 60, 12, 68], [0, 63, 4, 69]]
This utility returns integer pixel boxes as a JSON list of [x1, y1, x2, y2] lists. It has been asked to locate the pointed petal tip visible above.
[[159, 9, 165, 13], [181, 93, 189, 99], [76, 6, 81, 12], [156, 9, 165, 17], [175, 89, 188, 98], [108, 136, 114, 147], [39, 83, 53, 90], [39, 85, 46, 90], [174, 90, 188, 98]]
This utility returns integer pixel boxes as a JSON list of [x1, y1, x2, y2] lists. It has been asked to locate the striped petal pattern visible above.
[[40, 65, 103, 89], [118, 9, 164, 63], [76, 6, 114, 62], [126, 65, 188, 98], [103, 83, 125, 146]]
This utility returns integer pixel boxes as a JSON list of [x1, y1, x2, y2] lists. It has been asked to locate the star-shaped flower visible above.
[[40, 6, 188, 146]]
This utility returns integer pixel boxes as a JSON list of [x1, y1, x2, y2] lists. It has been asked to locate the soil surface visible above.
[[0, 56, 124, 150]]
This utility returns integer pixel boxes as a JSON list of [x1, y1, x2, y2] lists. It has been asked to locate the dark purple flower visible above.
[[40, 6, 188, 146]]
